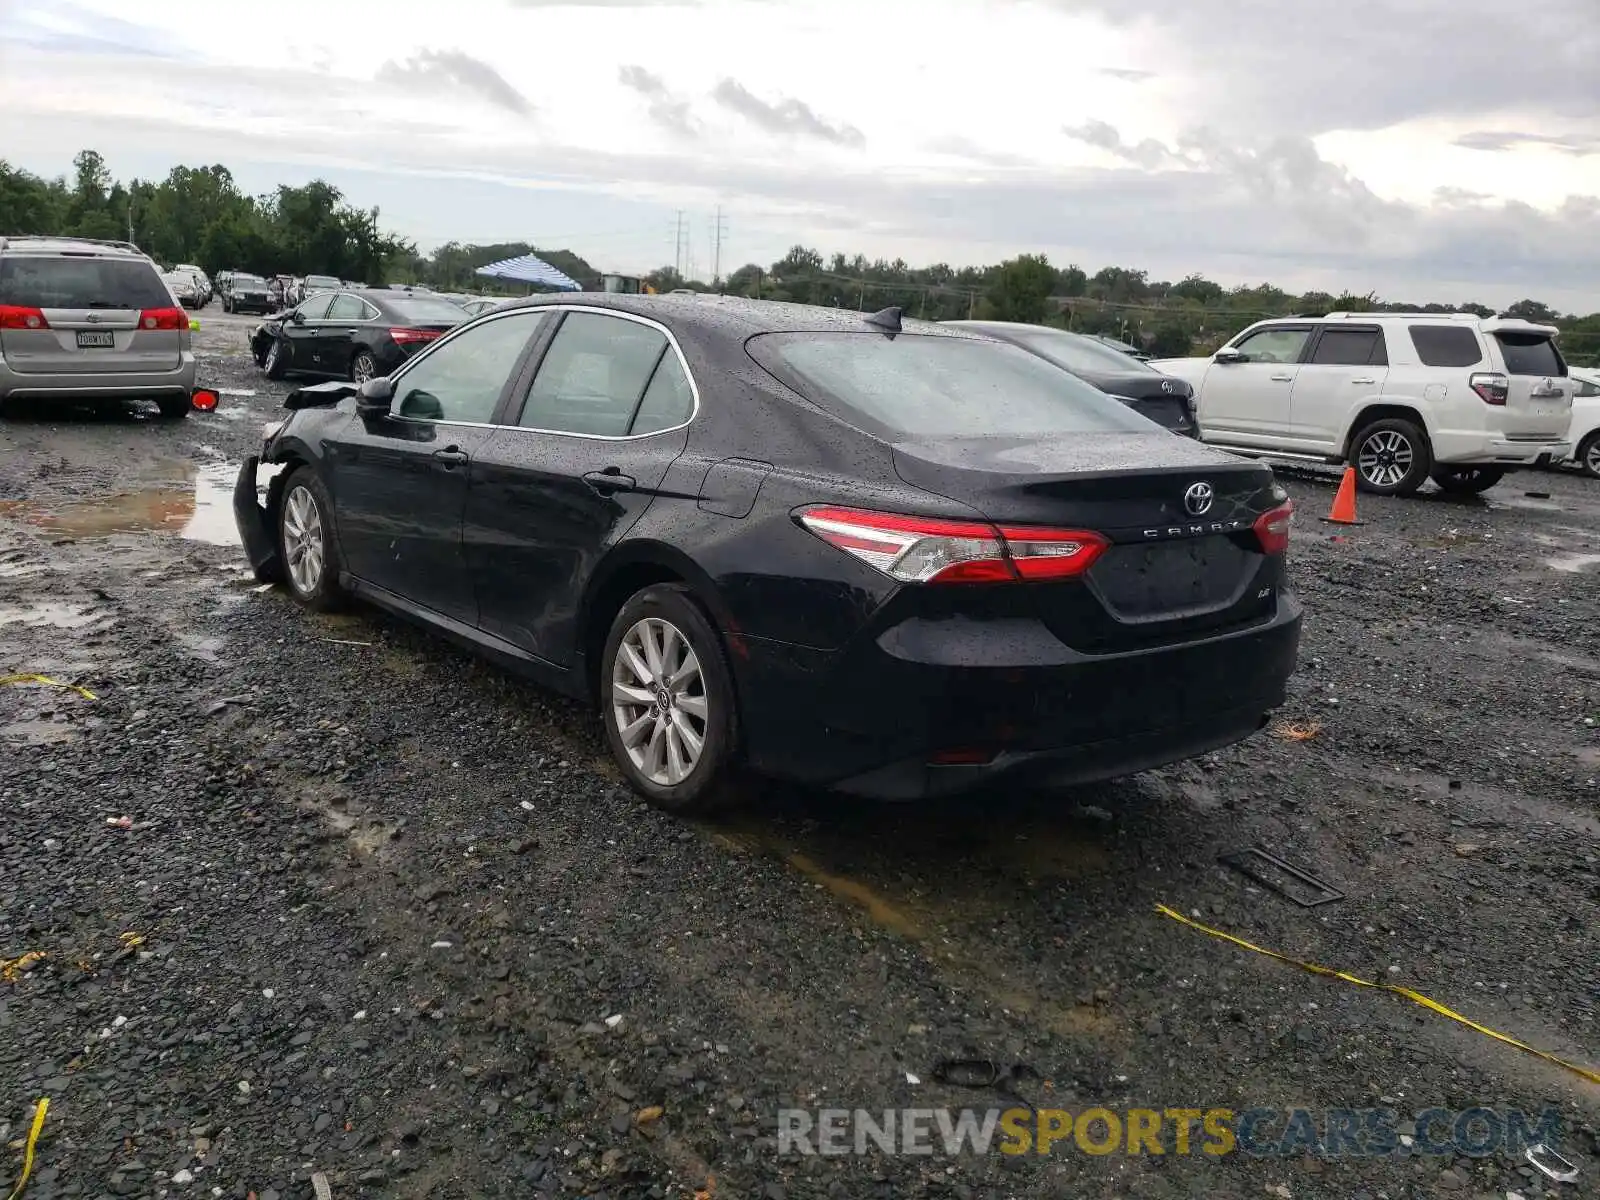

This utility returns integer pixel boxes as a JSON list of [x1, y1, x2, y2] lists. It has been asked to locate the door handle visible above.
[[583, 469, 636, 494], [1269, 373, 1294, 382], [432, 447, 469, 467], [1350, 377, 1376, 385]]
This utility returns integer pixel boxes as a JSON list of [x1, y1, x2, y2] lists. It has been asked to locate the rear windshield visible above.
[[0, 255, 172, 309], [305, 275, 340, 287], [387, 297, 469, 324], [993, 325, 1159, 376], [747, 332, 1158, 438], [1493, 332, 1566, 376]]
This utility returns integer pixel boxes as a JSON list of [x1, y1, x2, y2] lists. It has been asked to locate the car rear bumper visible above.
[[730, 593, 1303, 799], [0, 356, 197, 400], [1433, 433, 1572, 465]]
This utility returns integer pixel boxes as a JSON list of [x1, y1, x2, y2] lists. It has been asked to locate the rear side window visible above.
[[1408, 325, 1483, 368], [1493, 333, 1566, 376], [520, 312, 671, 436], [631, 353, 695, 434], [0, 256, 172, 309], [747, 332, 1155, 438], [1309, 327, 1387, 366]]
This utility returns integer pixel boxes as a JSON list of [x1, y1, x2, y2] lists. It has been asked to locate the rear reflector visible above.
[[0, 305, 49, 330], [138, 307, 188, 331], [389, 327, 443, 346], [1253, 500, 1293, 555], [1469, 371, 1508, 406], [797, 505, 1107, 584]]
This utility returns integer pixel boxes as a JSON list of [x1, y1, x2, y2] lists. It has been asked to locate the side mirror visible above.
[[289, 310, 305, 325], [1214, 347, 1246, 364], [355, 376, 395, 415]]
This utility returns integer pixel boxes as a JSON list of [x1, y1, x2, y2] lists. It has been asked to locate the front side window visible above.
[[393, 312, 546, 423], [518, 312, 674, 436], [1230, 327, 1310, 364]]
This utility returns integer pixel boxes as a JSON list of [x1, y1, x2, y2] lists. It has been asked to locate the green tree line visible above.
[[4, 151, 1596, 364]]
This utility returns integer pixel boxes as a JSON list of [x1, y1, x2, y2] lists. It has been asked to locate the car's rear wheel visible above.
[[1431, 465, 1505, 494], [601, 586, 737, 813], [1578, 431, 1600, 480], [1350, 418, 1431, 496], [263, 338, 287, 380], [350, 351, 378, 383], [156, 397, 191, 419], [277, 467, 345, 610]]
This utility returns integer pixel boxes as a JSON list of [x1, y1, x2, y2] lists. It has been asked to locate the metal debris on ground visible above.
[[0, 674, 97, 701], [1219, 846, 1344, 907], [2, 1098, 48, 1200], [1, 952, 46, 984], [931, 1060, 1041, 1115], [316, 638, 373, 648], [310, 1171, 333, 1200], [1525, 1143, 1580, 1183], [1272, 720, 1323, 741], [1156, 904, 1600, 1086]]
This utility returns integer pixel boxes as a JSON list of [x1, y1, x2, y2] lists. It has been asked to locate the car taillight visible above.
[[1253, 500, 1293, 555], [796, 505, 1108, 584], [137, 307, 187, 331], [0, 305, 49, 330], [389, 327, 442, 345], [1470, 371, 1508, 406]]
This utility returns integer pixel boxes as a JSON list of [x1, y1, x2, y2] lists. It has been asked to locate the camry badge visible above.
[[1184, 481, 1214, 516]]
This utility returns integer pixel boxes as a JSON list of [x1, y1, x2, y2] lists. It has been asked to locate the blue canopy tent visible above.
[[473, 253, 583, 292]]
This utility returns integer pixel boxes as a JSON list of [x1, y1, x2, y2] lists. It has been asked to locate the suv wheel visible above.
[[600, 585, 737, 813], [1350, 418, 1432, 496], [1578, 431, 1600, 480], [1431, 465, 1505, 495]]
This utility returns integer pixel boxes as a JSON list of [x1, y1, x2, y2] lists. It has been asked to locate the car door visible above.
[[320, 293, 370, 376], [280, 292, 333, 370], [1288, 325, 1390, 449], [328, 310, 550, 625], [465, 309, 696, 665], [1198, 323, 1315, 444]]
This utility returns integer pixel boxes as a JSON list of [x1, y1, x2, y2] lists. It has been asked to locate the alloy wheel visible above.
[[353, 354, 375, 383], [1357, 430, 1413, 489], [611, 617, 709, 787], [282, 485, 325, 596], [1585, 438, 1600, 478]]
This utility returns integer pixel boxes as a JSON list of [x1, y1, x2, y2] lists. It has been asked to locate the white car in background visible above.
[[1564, 368, 1600, 478]]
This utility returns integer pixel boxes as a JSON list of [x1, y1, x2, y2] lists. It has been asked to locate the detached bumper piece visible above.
[[232, 455, 282, 581]]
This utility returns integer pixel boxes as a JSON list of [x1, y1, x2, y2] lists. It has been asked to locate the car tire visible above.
[[1577, 431, 1600, 480], [1349, 417, 1432, 496], [600, 585, 738, 813], [350, 351, 378, 384], [263, 338, 288, 380], [276, 467, 345, 611], [1430, 465, 1505, 495], [156, 397, 191, 419]]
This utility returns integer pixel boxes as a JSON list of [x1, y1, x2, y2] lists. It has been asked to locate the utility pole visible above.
[[711, 206, 728, 288], [127, 202, 134, 245], [673, 210, 685, 279]]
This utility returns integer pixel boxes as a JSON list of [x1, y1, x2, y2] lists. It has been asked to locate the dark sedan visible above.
[[224, 273, 273, 315], [250, 289, 467, 383], [947, 321, 1199, 436], [234, 297, 1300, 811]]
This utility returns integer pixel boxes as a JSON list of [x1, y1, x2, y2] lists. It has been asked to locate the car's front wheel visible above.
[[1431, 465, 1505, 495], [263, 338, 287, 380], [276, 467, 345, 610], [1350, 417, 1432, 496], [1578, 431, 1600, 480], [600, 585, 737, 812]]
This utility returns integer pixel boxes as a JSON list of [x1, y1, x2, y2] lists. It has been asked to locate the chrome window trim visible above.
[[388, 303, 701, 441]]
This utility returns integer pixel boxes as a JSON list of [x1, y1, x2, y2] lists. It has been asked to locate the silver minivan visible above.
[[0, 236, 198, 416]]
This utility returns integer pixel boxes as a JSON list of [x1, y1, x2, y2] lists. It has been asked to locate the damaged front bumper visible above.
[[233, 455, 282, 581]]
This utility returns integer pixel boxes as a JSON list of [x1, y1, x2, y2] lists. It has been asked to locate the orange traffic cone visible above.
[[1321, 467, 1362, 525]]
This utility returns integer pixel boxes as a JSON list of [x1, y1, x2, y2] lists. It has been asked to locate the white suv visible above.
[[1152, 313, 1574, 496]]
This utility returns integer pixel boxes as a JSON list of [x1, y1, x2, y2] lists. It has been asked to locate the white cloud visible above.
[[1, 0, 1597, 309]]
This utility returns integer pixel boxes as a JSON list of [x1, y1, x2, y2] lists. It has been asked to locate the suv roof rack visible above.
[[0, 234, 145, 254], [1323, 310, 1481, 321]]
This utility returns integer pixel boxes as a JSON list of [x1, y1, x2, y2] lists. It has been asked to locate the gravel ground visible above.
[[1, 306, 1597, 1200]]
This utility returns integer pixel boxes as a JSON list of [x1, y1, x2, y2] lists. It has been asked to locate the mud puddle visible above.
[[0, 460, 250, 546]]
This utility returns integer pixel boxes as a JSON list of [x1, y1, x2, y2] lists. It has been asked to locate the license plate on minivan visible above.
[[76, 330, 115, 348]]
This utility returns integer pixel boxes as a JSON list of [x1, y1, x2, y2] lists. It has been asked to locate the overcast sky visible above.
[[1, 0, 1597, 309]]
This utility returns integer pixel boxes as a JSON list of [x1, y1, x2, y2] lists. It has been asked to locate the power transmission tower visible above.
[[673, 210, 685, 278], [711, 206, 728, 287]]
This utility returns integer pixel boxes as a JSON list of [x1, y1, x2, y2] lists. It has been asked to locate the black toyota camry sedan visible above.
[[234, 296, 1300, 811], [249, 288, 467, 384], [946, 320, 1199, 436]]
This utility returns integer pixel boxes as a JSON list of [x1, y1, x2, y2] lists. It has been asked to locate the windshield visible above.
[[748, 332, 1157, 438], [234, 275, 265, 287], [387, 297, 470, 324], [994, 326, 1159, 375]]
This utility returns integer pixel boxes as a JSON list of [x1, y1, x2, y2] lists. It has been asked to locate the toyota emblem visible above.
[[85, 314, 101, 324], [1183, 481, 1214, 516], [1160, 379, 1174, 394]]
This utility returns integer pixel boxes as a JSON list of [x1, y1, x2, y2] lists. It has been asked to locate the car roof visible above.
[[492, 293, 985, 340], [0, 235, 150, 259]]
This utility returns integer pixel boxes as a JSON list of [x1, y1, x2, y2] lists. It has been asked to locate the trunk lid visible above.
[[1488, 329, 1572, 440], [892, 432, 1285, 649], [1082, 369, 1195, 433]]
